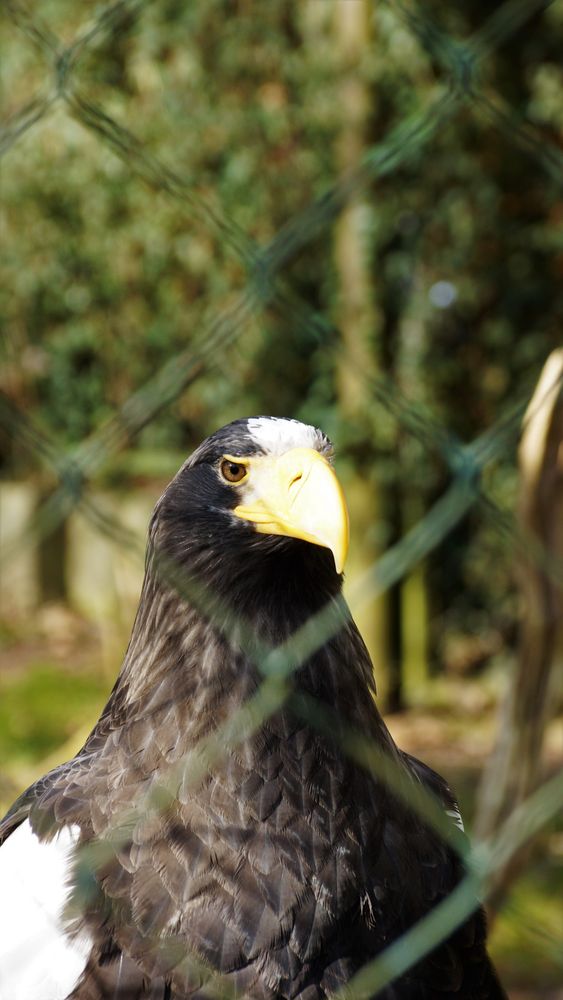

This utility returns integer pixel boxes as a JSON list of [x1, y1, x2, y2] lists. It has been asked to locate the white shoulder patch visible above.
[[0, 820, 91, 1000], [445, 805, 465, 833], [247, 417, 332, 457]]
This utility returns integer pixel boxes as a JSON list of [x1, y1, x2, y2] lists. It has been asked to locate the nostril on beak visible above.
[[288, 472, 304, 503]]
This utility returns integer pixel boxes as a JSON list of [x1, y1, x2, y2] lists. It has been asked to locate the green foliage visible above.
[[0, 662, 107, 764], [1, 0, 561, 665], [2, 1, 561, 449], [0, 0, 561, 683]]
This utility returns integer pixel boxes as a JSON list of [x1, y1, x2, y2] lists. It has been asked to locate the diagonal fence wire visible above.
[[3, 0, 561, 833], [1, 0, 562, 993], [2, 0, 559, 540]]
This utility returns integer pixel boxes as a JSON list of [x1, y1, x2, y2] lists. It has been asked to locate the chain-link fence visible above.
[[1, 0, 562, 996]]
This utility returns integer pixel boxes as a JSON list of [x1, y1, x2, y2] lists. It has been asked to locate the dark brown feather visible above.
[[0, 420, 506, 999]]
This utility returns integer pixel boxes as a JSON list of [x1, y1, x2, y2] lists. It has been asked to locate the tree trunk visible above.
[[331, 2, 397, 702], [475, 349, 563, 912], [37, 486, 68, 604]]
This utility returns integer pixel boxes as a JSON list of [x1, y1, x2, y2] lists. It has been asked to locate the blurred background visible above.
[[0, 1, 562, 996]]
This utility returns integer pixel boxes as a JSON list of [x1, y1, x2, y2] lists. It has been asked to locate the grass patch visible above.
[[0, 661, 107, 768], [491, 854, 563, 991]]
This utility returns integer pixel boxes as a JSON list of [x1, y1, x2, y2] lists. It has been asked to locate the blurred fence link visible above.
[[1, 0, 562, 994]]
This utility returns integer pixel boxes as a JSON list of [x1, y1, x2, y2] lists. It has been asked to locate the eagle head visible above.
[[149, 417, 350, 620]]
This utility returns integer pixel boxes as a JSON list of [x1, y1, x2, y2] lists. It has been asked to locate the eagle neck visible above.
[[102, 544, 370, 739]]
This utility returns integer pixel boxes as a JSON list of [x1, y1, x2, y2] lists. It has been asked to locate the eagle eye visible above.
[[220, 458, 248, 484]]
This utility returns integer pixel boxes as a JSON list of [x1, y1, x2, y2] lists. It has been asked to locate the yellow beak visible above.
[[233, 447, 349, 573]]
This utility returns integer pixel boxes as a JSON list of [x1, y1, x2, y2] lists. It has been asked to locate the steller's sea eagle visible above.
[[0, 417, 506, 999]]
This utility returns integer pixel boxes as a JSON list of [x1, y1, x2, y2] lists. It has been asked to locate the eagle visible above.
[[0, 417, 505, 999]]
